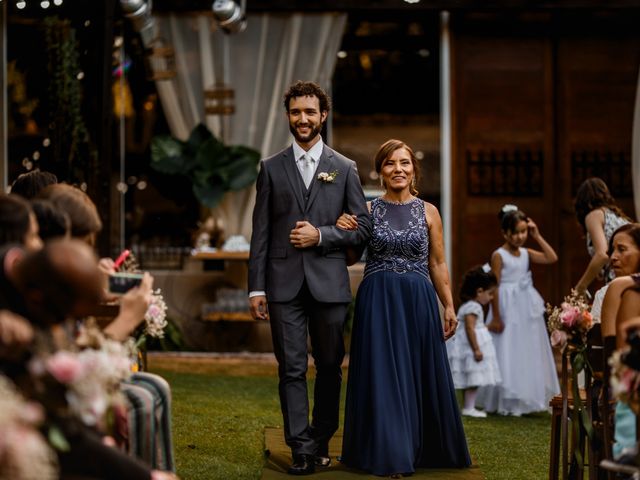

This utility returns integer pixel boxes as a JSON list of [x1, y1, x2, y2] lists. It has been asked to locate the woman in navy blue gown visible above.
[[339, 139, 471, 477]]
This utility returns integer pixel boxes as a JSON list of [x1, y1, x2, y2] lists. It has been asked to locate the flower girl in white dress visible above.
[[447, 265, 502, 417], [477, 205, 560, 416]]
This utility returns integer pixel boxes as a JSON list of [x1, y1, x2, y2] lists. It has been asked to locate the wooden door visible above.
[[452, 23, 557, 304], [555, 36, 640, 297], [452, 13, 640, 306]]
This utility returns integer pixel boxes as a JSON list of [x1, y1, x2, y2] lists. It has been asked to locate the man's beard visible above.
[[289, 121, 323, 144]]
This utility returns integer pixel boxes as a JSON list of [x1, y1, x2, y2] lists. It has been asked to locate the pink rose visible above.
[[147, 304, 161, 319], [621, 368, 636, 392], [46, 351, 85, 384], [560, 306, 581, 328], [550, 329, 568, 350]]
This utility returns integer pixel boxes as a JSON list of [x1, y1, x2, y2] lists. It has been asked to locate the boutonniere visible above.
[[317, 170, 339, 183]]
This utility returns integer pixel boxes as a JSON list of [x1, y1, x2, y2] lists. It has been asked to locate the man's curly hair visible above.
[[283, 81, 331, 113]]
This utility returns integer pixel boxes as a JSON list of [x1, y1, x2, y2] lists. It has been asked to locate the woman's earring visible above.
[[380, 177, 385, 188], [411, 177, 416, 188]]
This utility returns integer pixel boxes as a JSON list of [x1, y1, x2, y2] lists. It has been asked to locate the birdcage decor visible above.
[[204, 84, 235, 115], [145, 37, 176, 81]]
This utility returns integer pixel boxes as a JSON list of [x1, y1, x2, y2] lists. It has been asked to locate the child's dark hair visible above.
[[460, 265, 498, 302], [498, 204, 528, 233]]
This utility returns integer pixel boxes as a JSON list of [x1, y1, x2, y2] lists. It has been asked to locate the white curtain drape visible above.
[[633, 64, 640, 220], [146, 13, 347, 238]]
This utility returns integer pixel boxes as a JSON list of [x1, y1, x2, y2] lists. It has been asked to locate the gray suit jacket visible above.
[[248, 144, 371, 303]]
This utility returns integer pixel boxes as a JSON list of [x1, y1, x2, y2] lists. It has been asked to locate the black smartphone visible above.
[[108, 272, 144, 295]]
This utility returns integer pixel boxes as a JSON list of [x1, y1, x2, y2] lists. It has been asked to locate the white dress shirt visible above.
[[292, 139, 324, 185], [249, 140, 325, 299]]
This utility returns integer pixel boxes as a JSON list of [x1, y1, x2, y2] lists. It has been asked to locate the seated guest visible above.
[[37, 183, 102, 247], [10, 169, 58, 200], [30, 198, 71, 241], [0, 240, 178, 480], [37, 183, 175, 471], [597, 225, 640, 460], [0, 194, 42, 252], [599, 224, 640, 343]]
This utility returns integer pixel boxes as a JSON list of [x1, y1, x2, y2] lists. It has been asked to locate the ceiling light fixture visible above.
[[120, 0, 155, 43], [212, 0, 247, 34]]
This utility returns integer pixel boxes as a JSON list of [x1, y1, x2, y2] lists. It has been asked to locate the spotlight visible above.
[[212, 0, 246, 34], [120, 0, 155, 43]]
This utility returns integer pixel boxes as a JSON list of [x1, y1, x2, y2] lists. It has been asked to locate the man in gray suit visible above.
[[248, 81, 371, 475]]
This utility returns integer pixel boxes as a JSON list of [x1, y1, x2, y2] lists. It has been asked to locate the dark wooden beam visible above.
[[95, 0, 118, 257], [0, 1, 6, 190], [153, 0, 640, 13]]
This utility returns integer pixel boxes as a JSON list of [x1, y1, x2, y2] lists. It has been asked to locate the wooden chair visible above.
[[596, 335, 617, 479], [598, 335, 640, 479], [549, 325, 612, 480]]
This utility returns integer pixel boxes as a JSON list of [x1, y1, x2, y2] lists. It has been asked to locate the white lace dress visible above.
[[477, 247, 560, 415], [447, 300, 502, 389]]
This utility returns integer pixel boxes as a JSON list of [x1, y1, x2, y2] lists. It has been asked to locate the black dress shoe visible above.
[[287, 454, 315, 475]]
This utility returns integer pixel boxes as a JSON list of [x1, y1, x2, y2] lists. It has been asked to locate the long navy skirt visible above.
[[341, 271, 471, 476]]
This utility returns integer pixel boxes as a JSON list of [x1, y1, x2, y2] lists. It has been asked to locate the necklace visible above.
[[380, 195, 415, 206]]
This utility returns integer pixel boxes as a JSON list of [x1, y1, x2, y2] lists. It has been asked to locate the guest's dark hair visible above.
[[374, 139, 421, 196], [283, 81, 331, 113], [498, 205, 528, 233], [37, 184, 102, 242], [574, 177, 629, 233], [10, 170, 58, 200], [459, 265, 498, 302], [30, 199, 70, 241], [0, 194, 33, 247], [609, 223, 640, 256], [14, 239, 102, 326]]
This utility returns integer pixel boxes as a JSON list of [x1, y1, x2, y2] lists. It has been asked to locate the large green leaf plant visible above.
[[150, 124, 260, 208]]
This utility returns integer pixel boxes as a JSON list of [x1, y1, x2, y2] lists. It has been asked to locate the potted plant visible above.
[[150, 123, 260, 209]]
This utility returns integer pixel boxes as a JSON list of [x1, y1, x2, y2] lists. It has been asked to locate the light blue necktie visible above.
[[299, 154, 314, 189]]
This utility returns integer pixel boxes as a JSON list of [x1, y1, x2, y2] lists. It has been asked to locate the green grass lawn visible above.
[[151, 358, 551, 480]]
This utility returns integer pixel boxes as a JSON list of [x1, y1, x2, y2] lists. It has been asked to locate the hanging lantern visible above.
[[145, 37, 176, 81], [204, 84, 235, 115]]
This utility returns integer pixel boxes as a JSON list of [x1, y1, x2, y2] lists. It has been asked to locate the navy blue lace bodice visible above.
[[363, 197, 430, 280]]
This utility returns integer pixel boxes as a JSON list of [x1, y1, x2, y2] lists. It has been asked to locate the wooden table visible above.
[[191, 250, 253, 322]]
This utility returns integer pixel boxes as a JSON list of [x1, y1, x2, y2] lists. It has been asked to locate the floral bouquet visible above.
[[0, 375, 58, 479], [546, 289, 595, 468], [546, 289, 593, 352], [28, 337, 134, 433], [609, 349, 640, 414], [609, 329, 640, 415], [143, 289, 168, 339], [118, 251, 169, 343]]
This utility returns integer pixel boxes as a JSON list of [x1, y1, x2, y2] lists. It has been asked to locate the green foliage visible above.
[[47, 425, 70, 452], [44, 17, 96, 185], [144, 318, 187, 352], [151, 124, 260, 209]]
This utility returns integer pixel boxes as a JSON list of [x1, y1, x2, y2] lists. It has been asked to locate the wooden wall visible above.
[[451, 12, 640, 305]]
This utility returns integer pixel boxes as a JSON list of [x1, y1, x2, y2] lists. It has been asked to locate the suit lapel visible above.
[[306, 146, 334, 211], [281, 147, 305, 212]]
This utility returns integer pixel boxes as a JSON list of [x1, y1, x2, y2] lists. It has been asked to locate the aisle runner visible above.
[[261, 427, 483, 479]]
